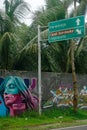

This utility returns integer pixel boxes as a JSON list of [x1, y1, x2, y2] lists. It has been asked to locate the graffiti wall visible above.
[[0, 70, 87, 116], [0, 76, 38, 117], [43, 84, 87, 110]]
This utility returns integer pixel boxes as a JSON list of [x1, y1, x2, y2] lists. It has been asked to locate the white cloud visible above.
[[24, 0, 45, 25], [0, 0, 4, 9], [0, 0, 45, 10], [0, 0, 45, 25], [25, 0, 45, 11]]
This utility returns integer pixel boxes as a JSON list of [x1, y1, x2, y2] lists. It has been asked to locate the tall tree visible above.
[[14, 0, 67, 71], [0, 0, 30, 69], [6, 0, 87, 73]]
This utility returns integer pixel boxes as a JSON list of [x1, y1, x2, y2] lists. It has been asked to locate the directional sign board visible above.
[[48, 15, 85, 43]]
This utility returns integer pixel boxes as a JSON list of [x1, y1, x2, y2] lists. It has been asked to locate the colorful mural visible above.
[[43, 85, 87, 109], [0, 76, 38, 117]]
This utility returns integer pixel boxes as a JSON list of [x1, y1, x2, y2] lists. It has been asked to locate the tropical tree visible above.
[[0, 0, 30, 69], [0, 32, 17, 69], [1, 0, 86, 73], [13, 0, 74, 72], [14, 0, 67, 71]]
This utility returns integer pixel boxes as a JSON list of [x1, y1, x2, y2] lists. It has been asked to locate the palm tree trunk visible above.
[[71, 0, 78, 112], [71, 40, 78, 112]]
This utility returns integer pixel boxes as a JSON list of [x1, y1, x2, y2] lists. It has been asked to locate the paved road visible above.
[[51, 125, 87, 130]]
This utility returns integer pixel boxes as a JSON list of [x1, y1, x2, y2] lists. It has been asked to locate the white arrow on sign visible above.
[[76, 29, 81, 34], [76, 18, 80, 25]]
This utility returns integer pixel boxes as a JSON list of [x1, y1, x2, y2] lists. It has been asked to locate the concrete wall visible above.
[[0, 70, 87, 102]]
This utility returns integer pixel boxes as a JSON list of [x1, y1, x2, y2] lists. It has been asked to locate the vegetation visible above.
[[0, 0, 87, 73], [0, 0, 30, 69], [0, 107, 87, 130]]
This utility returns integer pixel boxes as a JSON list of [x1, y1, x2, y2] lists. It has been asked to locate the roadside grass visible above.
[[0, 107, 87, 130]]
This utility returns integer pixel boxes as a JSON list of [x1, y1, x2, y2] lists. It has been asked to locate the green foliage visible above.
[[32, 0, 65, 26], [0, 107, 87, 130], [15, 23, 30, 46], [4, 0, 30, 23], [77, 0, 87, 15], [43, 106, 87, 119], [0, 0, 30, 70], [15, 0, 87, 73], [0, 0, 87, 73], [75, 37, 87, 73], [0, 32, 14, 69]]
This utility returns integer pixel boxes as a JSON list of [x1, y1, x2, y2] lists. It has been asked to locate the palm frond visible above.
[[77, 0, 87, 15], [75, 35, 87, 57], [14, 2, 30, 20]]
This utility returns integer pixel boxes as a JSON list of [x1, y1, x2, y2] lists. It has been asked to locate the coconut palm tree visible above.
[[13, 0, 87, 73], [14, 0, 67, 71], [13, 0, 74, 72], [0, 0, 30, 69], [4, 0, 30, 25]]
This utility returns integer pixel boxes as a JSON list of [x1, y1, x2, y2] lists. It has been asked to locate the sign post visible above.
[[37, 25, 48, 115], [48, 15, 85, 43], [38, 25, 41, 115]]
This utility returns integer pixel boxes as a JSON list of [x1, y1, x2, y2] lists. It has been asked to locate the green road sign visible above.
[[48, 15, 85, 43]]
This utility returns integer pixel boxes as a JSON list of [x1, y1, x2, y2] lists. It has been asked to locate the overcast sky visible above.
[[25, 0, 45, 11], [24, 0, 45, 25], [0, 0, 45, 25], [0, 0, 45, 10]]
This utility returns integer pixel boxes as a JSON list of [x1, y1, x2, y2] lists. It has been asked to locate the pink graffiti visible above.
[[29, 78, 37, 91], [4, 94, 26, 116]]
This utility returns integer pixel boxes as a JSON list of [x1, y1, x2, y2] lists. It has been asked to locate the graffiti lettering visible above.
[[43, 84, 87, 110]]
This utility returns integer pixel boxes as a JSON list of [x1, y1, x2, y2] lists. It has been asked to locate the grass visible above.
[[0, 107, 87, 130]]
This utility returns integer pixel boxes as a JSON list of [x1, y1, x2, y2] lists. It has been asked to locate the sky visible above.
[[0, 0, 45, 10], [24, 0, 45, 25], [0, 0, 87, 24], [0, 0, 45, 25], [25, 0, 45, 11]]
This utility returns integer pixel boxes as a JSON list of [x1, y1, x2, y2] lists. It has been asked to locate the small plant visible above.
[[0, 106, 87, 130]]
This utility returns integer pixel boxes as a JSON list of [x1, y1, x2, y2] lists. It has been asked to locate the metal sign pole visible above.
[[38, 25, 41, 115]]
